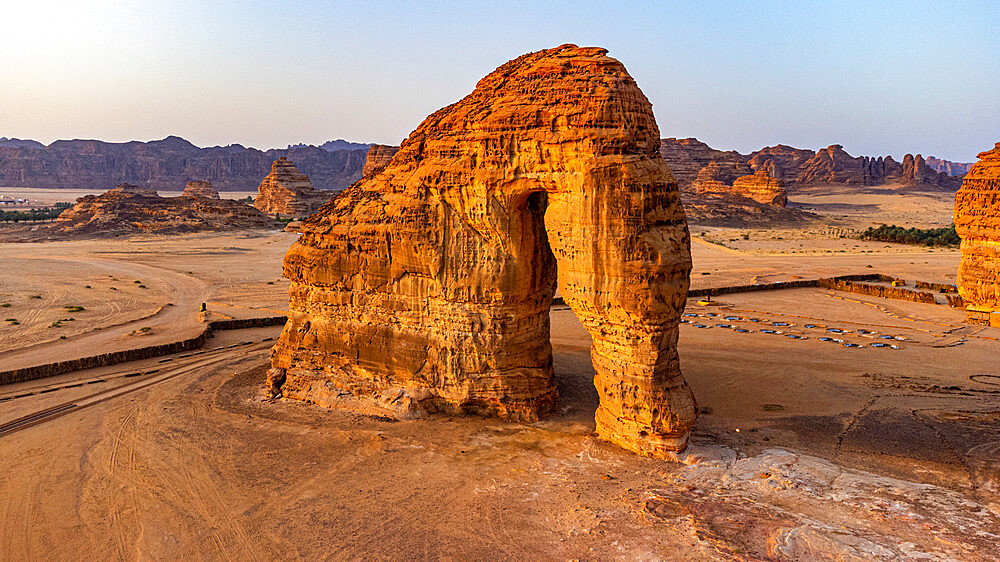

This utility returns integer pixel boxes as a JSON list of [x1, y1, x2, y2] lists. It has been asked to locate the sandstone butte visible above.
[[254, 157, 333, 217], [954, 142, 1000, 327], [182, 179, 220, 199], [52, 183, 277, 236], [361, 144, 400, 178], [730, 169, 788, 206], [659, 139, 961, 193], [267, 44, 696, 459]]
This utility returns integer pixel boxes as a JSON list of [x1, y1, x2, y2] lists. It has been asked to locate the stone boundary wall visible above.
[[686, 273, 883, 298], [916, 280, 959, 293], [684, 273, 943, 306], [0, 316, 287, 386], [817, 279, 937, 304]]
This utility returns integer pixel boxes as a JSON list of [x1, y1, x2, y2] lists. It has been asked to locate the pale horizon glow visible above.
[[1, 1, 997, 162]]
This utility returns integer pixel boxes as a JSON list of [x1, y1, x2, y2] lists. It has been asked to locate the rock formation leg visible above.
[[544, 159, 695, 457]]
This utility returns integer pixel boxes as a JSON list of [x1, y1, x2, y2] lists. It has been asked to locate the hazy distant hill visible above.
[[0, 136, 368, 190], [286, 139, 372, 152], [924, 156, 974, 177], [0, 137, 45, 149]]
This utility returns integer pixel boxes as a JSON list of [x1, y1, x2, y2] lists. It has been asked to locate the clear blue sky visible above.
[[2, 0, 997, 161]]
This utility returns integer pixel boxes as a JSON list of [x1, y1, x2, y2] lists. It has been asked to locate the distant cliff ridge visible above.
[[0, 136, 368, 190], [287, 139, 372, 152], [925, 156, 974, 177], [659, 138, 963, 193], [0, 137, 45, 150]]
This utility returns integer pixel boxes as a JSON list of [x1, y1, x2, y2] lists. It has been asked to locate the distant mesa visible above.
[[268, 44, 696, 459], [362, 144, 400, 177], [182, 180, 220, 199], [926, 156, 974, 177], [659, 138, 963, 195], [47, 182, 278, 237], [254, 157, 333, 217], [954, 141, 1000, 327], [288, 139, 372, 152], [0, 135, 368, 190]]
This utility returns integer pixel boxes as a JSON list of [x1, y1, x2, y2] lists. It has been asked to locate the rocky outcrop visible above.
[[731, 169, 788, 206], [926, 156, 974, 177], [268, 45, 696, 458], [0, 136, 367, 190], [661, 139, 962, 195], [182, 180, 219, 199], [798, 144, 869, 184], [681, 192, 813, 226], [659, 138, 746, 192], [954, 142, 1000, 325], [50, 183, 277, 236], [361, 144, 400, 177], [253, 158, 333, 217]]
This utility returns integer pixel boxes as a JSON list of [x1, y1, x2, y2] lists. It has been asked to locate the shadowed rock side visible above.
[[182, 180, 220, 199], [954, 142, 1000, 325], [49, 183, 278, 236], [254, 158, 334, 217], [361, 144, 400, 177], [268, 45, 696, 458]]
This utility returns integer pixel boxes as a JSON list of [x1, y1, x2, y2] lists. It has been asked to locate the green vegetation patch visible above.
[[0, 202, 72, 223], [64, 305, 85, 313], [858, 224, 960, 247]]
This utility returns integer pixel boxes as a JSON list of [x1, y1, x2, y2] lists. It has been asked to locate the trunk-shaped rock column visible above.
[[545, 158, 694, 457]]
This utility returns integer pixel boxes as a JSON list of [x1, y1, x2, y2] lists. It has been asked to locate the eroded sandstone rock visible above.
[[51, 183, 277, 236], [954, 142, 1000, 325], [182, 180, 220, 199], [269, 45, 696, 458], [254, 158, 333, 217], [731, 169, 788, 206], [361, 144, 400, 178]]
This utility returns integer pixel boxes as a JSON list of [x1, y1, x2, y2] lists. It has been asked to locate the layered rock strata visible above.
[[253, 158, 333, 217], [954, 142, 1000, 325], [182, 180, 220, 199], [660, 139, 962, 195], [694, 165, 787, 207], [268, 45, 696, 458], [51, 183, 277, 236], [731, 170, 788, 206], [361, 144, 400, 177], [0, 135, 367, 190]]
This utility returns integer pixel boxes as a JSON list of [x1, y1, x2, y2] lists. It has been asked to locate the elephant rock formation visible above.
[[955, 142, 1000, 326], [267, 45, 695, 458]]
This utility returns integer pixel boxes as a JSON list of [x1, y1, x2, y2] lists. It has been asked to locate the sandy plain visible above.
[[1, 187, 998, 559]]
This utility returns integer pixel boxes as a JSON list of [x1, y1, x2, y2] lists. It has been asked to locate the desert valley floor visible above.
[[2, 189, 998, 559]]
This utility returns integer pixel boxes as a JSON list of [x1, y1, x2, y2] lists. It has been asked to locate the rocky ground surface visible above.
[[1, 185, 996, 559]]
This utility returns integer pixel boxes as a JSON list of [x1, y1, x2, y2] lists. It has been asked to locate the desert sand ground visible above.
[[1, 187, 998, 559]]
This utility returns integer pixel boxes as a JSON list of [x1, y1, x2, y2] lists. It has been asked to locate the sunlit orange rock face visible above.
[[254, 158, 332, 217], [361, 144, 400, 178], [268, 44, 696, 458], [955, 142, 1000, 325], [731, 169, 787, 206]]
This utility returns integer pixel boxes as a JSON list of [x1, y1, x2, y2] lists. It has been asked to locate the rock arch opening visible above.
[[266, 45, 696, 458]]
